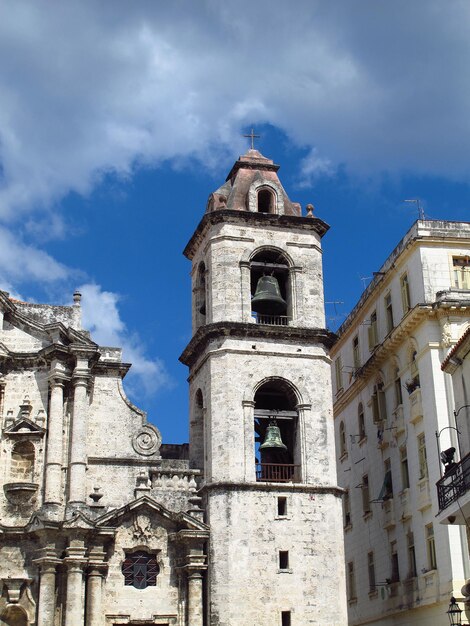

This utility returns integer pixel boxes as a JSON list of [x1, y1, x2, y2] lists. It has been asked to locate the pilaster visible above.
[[68, 351, 92, 506], [64, 542, 87, 626]]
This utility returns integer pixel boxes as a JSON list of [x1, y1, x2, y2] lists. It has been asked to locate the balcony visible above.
[[417, 477, 432, 511], [437, 453, 470, 512], [256, 463, 300, 483], [392, 405, 405, 436], [383, 499, 396, 529], [252, 313, 291, 326], [398, 489, 412, 521], [409, 388, 423, 424]]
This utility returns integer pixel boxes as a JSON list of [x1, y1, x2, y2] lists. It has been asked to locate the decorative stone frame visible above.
[[241, 245, 298, 323], [247, 181, 285, 215]]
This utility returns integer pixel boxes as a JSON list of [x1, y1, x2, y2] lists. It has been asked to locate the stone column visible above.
[[68, 355, 90, 506], [37, 562, 58, 626], [187, 572, 204, 626], [239, 260, 252, 323], [64, 547, 86, 626], [44, 377, 65, 506], [33, 550, 61, 626], [86, 567, 106, 626]]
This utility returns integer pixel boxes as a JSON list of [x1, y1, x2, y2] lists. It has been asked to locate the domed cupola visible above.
[[206, 148, 301, 216]]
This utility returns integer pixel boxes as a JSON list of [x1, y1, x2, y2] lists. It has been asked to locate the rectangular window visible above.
[[279, 551, 289, 570], [426, 524, 437, 570], [368, 551, 376, 593], [378, 459, 393, 500], [353, 335, 360, 369], [281, 612, 291, 626], [347, 561, 356, 600], [344, 490, 351, 527], [418, 433, 428, 479], [368, 311, 379, 350], [401, 273, 411, 313], [390, 540, 400, 582], [335, 356, 343, 391], [407, 532, 417, 578], [362, 474, 371, 515], [372, 386, 387, 423], [277, 497, 287, 517], [394, 372, 403, 406], [385, 292, 394, 334], [400, 446, 410, 490], [453, 256, 470, 289]]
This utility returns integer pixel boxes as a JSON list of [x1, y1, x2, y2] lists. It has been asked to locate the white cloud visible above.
[[78, 283, 171, 396], [0, 226, 70, 284], [298, 148, 335, 187], [0, 1, 469, 219]]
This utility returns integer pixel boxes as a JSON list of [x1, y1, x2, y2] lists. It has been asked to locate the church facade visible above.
[[0, 150, 347, 625]]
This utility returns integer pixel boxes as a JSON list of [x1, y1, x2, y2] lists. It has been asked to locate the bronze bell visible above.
[[259, 422, 287, 451], [251, 275, 287, 315]]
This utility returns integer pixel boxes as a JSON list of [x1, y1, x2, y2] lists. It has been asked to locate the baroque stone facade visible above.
[[0, 149, 346, 625]]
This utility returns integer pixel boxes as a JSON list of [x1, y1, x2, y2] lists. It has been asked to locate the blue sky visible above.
[[1, 1, 470, 443]]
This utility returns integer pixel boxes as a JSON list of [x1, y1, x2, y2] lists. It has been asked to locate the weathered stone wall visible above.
[[205, 489, 346, 626]]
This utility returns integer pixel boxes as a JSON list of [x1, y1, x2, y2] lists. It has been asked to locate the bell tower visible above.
[[180, 148, 347, 626]]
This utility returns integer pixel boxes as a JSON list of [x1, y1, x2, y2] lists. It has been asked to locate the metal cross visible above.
[[243, 128, 260, 150]]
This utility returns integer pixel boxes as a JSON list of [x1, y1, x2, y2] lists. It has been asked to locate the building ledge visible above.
[[179, 322, 336, 367]]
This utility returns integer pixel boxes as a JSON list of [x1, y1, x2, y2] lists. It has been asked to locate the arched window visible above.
[[190, 388, 205, 470], [257, 188, 275, 213], [339, 422, 347, 456], [10, 441, 35, 481], [254, 379, 299, 482], [406, 350, 420, 393], [196, 262, 206, 317], [358, 403, 365, 440], [122, 551, 159, 589], [250, 249, 290, 324]]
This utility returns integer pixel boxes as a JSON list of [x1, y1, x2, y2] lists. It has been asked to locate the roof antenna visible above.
[[404, 198, 425, 220]]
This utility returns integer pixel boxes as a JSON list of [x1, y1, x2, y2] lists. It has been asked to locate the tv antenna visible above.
[[404, 198, 425, 220]]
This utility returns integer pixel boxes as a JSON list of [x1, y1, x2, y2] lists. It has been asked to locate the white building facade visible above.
[[331, 220, 470, 625]]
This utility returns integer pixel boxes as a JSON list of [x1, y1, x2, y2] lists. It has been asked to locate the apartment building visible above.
[[331, 220, 470, 625]]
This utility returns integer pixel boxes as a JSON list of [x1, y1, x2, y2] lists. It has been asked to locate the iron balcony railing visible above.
[[252, 313, 290, 326], [436, 452, 470, 512], [256, 463, 301, 483]]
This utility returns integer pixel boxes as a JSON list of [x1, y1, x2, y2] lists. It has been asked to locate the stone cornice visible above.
[[183, 209, 329, 260], [199, 481, 344, 497], [333, 298, 470, 415], [179, 321, 336, 368], [333, 304, 432, 415]]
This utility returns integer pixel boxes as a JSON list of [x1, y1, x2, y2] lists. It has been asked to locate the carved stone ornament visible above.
[[442, 322, 453, 347], [132, 425, 161, 457], [132, 514, 153, 542]]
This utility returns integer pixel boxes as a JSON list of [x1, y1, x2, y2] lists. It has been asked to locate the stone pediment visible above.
[[3, 417, 45, 438], [62, 510, 96, 530], [95, 496, 209, 534]]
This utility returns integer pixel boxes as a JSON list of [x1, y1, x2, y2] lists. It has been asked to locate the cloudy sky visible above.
[[1, 1, 470, 441]]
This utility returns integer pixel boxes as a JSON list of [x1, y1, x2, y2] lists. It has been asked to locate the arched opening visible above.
[[254, 379, 300, 482], [250, 249, 290, 325], [11, 441, 35, 481], [0, 605, 28, 626], [195, 262, 207, 323], [190, 389, 205, 470], [257, 188, 275, 213]]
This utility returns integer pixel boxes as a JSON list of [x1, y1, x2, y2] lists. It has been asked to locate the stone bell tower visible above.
[[180, 148, 347, 626]]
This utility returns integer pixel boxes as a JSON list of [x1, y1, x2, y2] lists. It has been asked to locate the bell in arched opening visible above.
[[251, 275, 287, 315]]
